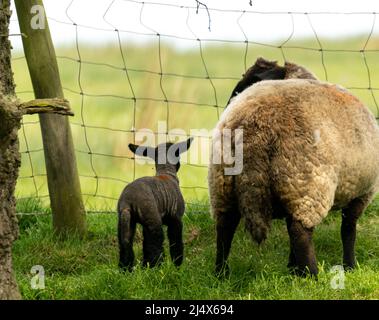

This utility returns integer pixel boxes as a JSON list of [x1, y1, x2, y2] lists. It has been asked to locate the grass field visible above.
[[13, 196, 379, 300], [11, 37, 379, 210]]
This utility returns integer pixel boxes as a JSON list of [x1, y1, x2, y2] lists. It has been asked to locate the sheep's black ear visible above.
[[226, 58, 286, 107], [227, 75, 260, 104], [129, 144, 155, 158], [255, 66, 286, 81]]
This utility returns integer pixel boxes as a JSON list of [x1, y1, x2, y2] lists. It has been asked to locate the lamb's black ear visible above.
[[129, 144, 155, 158], [174, 137, 194, 157]]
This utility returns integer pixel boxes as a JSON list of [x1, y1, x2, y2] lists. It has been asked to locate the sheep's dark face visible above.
[[226, 57, 317, 107], [226, 57, 286, 106], [129, 137, 194, 172]]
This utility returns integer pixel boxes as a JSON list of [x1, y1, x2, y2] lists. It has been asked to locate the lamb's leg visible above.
[[142, 224, 164, 268], [215, 209, 241, 277], [287, 216, 318, 277], [341, 195, 370, 270], [167, 217, 184, 267], [118, 208, 136, 272]]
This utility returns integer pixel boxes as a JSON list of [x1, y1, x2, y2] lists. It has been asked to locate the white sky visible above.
[[9, 0, 379, 50]]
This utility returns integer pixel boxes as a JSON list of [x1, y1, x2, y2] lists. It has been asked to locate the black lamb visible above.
[[117, 137, 193, 271]]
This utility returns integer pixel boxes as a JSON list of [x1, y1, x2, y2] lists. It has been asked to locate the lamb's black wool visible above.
[[117, 138, 193, 271]]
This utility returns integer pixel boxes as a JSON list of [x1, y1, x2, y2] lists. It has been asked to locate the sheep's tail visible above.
[[238, 184, 272, 245], [243, 210, 271, 245]]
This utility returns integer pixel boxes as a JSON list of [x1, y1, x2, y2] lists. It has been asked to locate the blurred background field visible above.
[[11, 37, 379, 212]]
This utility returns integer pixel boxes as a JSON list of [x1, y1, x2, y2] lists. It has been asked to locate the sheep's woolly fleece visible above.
[[208, 62, 379, 243]]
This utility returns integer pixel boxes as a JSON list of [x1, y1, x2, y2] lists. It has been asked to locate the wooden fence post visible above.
[[14, 0, 86, 236]]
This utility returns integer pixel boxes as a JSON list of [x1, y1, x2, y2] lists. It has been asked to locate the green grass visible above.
[[11, 37, 379, 210], [13, 197, 379, 300]]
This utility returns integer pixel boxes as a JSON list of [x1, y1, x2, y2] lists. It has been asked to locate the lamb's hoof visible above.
[[173, 256, 184, 268], [143, 259, 163, 269], [215, 263, 230, 279]]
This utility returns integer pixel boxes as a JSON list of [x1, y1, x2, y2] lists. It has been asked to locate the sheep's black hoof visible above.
[[290, 266, 318, 279], [287, 265, 297, 275], [287, 256, 298, 274], [343, 262, 355, 272], [119, 262, 133, 273], [215, 263, 230, 279]]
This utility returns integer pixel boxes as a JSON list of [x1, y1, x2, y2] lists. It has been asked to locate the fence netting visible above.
[[9, 0, 379, 213]]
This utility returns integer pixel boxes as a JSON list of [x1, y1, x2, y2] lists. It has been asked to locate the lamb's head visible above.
[[129, 137, 194, 176], [226, 57, 317, 106]]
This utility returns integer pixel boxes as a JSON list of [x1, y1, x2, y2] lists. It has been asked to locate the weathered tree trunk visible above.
[[0, 1, 74, 299], [0, 0, 21, 300], [0, 98, 22, 300]]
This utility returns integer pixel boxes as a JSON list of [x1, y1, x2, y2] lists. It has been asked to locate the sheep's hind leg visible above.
[[167, 217, 184, 267], [286, 217, 297, 270], [215, 209, 241, 277], [142, 224, 164, 268], [287, 216, 318, 277], [118, 208, 136, 272], [341, 194, 371, 270]]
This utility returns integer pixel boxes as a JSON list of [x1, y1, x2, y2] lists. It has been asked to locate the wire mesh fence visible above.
[[9, 0, 379, 214]]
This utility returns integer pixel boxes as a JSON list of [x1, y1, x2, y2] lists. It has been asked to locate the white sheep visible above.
[[208, 58, 379, 276]]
